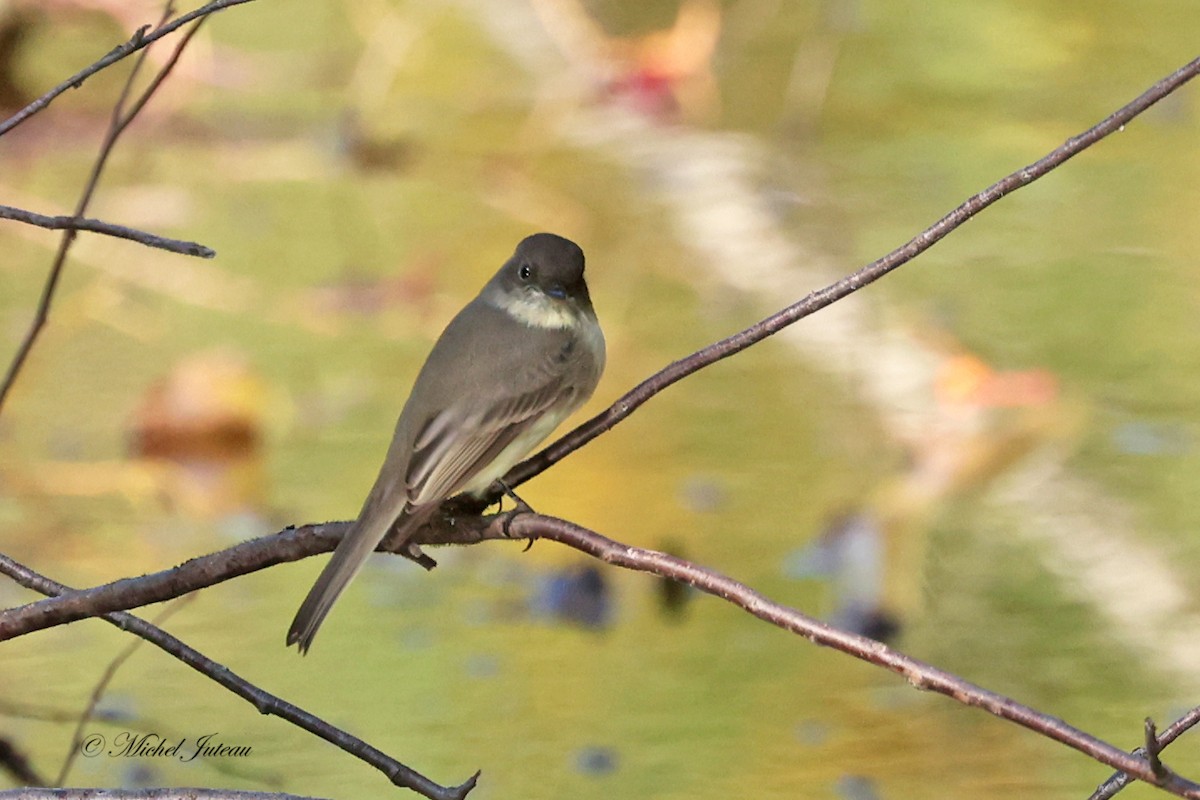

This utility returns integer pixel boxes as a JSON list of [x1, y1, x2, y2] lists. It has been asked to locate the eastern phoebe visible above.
[[287, 233, 605, 652]]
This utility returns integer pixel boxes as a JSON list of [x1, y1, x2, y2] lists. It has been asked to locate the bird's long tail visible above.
[[287, 496, 423, 654]]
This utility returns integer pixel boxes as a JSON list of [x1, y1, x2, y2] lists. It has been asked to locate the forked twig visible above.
[[0, 7, 210, 412], [0, 557, 478, 800], [0, 0, 257, 138]]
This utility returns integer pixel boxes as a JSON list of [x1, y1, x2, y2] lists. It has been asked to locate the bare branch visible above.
[[505, 515, 1200, 798], [0, 790, 325, 800], [499, 55, 1200, 495], [1145, 719, 1167, 778], [0, 10, 210, 413], [0, 525, 344, 639], [0, 205, 215, 258], [1, 19, 1195, 800], [55, 598, 193, 786], [0, 0, 257, 138], [2, 509, 1197, 796], [1089, 708, 1200, 800], [0, 556, 479, 800], [0, 515, 511, 639]]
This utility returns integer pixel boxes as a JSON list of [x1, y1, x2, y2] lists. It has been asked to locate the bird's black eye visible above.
[[518, 263, 533, 281]]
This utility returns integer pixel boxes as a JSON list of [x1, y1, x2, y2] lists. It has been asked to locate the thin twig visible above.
[[55, 597, 194, 786], [0, 205, 215, 258], [499, 54, 1200, 494], [0, 791, 325, 800], [0, 9, 208, 413], [1145, 719, 1166, 778], [0, 557, 478, 800], [0, 27, 1194, 800], [6, 59, 1199, 640], [508, 515, 1199, 798], [1089, 707, 1200, 800], [0, 0, 257, 138], [2, 620, 279, 788], [1, 509, 1197, 796]]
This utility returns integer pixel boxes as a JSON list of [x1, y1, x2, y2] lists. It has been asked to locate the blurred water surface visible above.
[[1, 1, 1198, 798]]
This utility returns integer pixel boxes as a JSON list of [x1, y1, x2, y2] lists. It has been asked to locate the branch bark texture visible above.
[[0, 204, 215, 257], [0, 7, 213, 412], [0, 556, 478, 800], [3, 510, 1199, 796], [0, 0, 258, 138], [1, 21, 1198, 800], [500, 55, 1200, 493]]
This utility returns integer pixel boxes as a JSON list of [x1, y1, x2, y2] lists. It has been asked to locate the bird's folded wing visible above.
[[406, 379, 570, 506]]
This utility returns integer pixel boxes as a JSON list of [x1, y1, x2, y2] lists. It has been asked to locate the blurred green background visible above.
[[1, 1, 1198, 798]]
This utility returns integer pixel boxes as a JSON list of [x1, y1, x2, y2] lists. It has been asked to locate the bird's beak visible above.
[[546, 284, 568, 300]]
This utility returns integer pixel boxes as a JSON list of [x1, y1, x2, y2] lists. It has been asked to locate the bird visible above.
[[287, 232, 605, 653]]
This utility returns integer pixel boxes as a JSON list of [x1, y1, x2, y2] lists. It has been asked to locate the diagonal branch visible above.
[[0, 789, 325, 799], [0, 514, 519, 640], [499, 54, 1200, 494], [1088, 706, 1200, 800], [3, 511, 1198, 797], [0, 0, 258, 138], [1, 26, 1196, 800], [509, 515, 1200, 798], [55, 598, 194, 786], [0, 204, 215, 258], [0, 526, 347, 640], [0, 8, 209, 413], [0, 556, 478, 800]]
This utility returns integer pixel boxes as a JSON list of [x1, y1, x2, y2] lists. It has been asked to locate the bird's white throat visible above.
[[500, 290, 578, 330]]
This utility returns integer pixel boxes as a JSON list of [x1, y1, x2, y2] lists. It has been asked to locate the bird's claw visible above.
[[496, 480, 534, 513], [497, 485, 536, 552]]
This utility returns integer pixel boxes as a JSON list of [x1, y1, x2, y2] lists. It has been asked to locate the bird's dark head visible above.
[[487, 233, 594, 327]]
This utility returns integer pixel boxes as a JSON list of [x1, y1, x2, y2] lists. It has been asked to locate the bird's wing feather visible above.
[[407, 379, 570, 505], [288, 301, 596, 653]]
